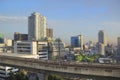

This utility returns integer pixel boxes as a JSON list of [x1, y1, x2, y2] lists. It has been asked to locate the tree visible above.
[[48, 74, 63, 80], [16, 69, 28, 80], [55, 38, 62, 61], [9, 69, 28, 80], [9, 71, 16, 80], [75, 54, 83, 62]]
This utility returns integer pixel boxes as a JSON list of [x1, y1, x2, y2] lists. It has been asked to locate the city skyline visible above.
[[0, 0, 120, 44]]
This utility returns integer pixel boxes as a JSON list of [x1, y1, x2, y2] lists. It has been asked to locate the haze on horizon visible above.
[[0, 0, 120, 45]]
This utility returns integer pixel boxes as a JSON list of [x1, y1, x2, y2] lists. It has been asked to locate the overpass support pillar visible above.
[[27, 72, 47, 80]]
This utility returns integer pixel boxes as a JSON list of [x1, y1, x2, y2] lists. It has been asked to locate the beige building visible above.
[[97, 43, 105, 56], [28, 12, 46, 41], [46, 28, 53, 38]]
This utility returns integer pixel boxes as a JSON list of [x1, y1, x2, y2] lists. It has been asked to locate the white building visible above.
[[14, 41, 48, 60], [37, 41, 48, 60], [28, 12, 46, 41], [0, 66, 18, 80], [0, 44, 5, 53], [14, 41, 37, 54], [0, 53, 39, 80], [99, 43, 105, 56], [4, 39, 12, 47]]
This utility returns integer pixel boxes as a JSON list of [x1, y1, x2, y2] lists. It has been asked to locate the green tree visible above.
[[75, 54, 83, 62], [48, 74, 53, 80], [9, 71, 16, 80], [16, 69, 27, 80], [9, 69, 28, 80], [48, 74, 63, 80]]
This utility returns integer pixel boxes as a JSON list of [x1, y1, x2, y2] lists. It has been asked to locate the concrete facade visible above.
[[14, 41, 37, 54], [28, 12, 46, 41], [0, 55, 120, 79], [0, 66, 18, 80]]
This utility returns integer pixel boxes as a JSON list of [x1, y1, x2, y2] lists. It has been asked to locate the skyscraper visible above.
[[97, 30, 107, 56], [98, 30, 107, 45], [117, 37, 120, 56], [118, 37, 120, 46], [46, 28, 53, 38], [28, 12, 46, 41]]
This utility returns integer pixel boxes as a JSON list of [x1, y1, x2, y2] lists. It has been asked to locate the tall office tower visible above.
[[118, 37, 120, 47], [14, 32, 28, 41], [28, 12, 46, 41], [0, 33, 4, 43], [117, 37, 120, 56], [97, 30, 107, 56], [46, 28, 53, 38], [71, 35, 83, 49], [98, 30, 107, 46]]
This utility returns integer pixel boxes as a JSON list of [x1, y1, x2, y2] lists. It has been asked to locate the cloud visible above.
[[0, 15, 27, 23]]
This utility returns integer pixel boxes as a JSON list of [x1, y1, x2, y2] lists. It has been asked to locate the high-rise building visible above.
[[28, 12, 46, 41], [0, 33, 4, 43], [118, 37, 120, 47], [71, 35, 83, 49], [117, 37, 120, 56], [46, 28, 53, 38], [97, 30, 107, 56], [98, 30, 107, 45], [14, 32, 28, 41]]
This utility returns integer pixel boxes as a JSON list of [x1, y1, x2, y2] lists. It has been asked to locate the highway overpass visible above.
[[0, 54, 120, 80]]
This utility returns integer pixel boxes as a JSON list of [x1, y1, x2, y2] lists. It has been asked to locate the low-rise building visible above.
[[14, 41, 49, 60], [0, 66, 18, 80], [37, 41, 48, 60], [14, 41, 37, 54]]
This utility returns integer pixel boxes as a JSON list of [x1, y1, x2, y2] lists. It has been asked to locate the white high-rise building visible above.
[[28, 12, 46, 41]]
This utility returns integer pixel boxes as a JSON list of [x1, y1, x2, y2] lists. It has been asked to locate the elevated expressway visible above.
[[0, 54, 120, 80]]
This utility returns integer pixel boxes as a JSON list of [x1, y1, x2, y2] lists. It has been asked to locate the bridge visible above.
[[0, 53, 120, 80]]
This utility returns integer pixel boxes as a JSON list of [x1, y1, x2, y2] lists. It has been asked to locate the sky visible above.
[[0, 0, 120, 44]]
